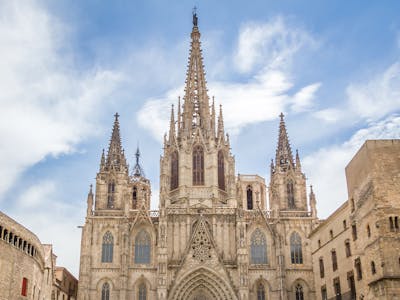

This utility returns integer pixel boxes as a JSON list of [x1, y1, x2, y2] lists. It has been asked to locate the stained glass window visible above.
[[193, 146, 204, 185], [171, 151, 179, 190], [135, 230, 151, 264], [247, 186, 253, 210], [251, 229, 267, 264], [218, 151, 225, 190], [290, 232, 303, 264], [101, 231, 113, 263], [138, 283, 146, 300], [101, 282, 110, 300]]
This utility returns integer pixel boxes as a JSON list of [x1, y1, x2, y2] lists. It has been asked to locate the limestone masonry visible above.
[[73, 12, 400, 300]]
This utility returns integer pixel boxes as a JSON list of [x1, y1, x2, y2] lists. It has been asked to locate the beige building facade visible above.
[[77, 12, 319, 300], [310, 140, 400, 300]]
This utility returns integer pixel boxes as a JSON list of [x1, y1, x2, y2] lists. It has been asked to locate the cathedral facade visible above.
[[77, 13, 318, 300]]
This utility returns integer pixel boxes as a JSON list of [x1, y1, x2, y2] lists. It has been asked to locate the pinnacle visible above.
[[275, 112, 294, 168]]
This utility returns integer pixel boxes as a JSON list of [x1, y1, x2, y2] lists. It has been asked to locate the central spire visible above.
[[181, 10, 211, 137]]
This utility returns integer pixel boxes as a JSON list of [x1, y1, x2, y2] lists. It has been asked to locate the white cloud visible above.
[[9, 180, 85, 277], [303, 114, 400, 218], [234, 17, 316, 73], [347, 62, 400, 121], [0, 2, 123, 197], [137, 18, 320, 141]]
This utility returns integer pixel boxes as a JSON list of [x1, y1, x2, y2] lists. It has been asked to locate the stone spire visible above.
[[217, 104, 225, 138], [296, 149, 302, 171], [275, 113, 294, 169], [132, 146, 145, 178], [181, 10, 211, 138], [169, 104, 176, 140], [211, 96, 216, 137], [99, 149, 105, 171], [106, 113, 127, 172], [86, 184, 93, 216], [309, 185, 317, 218], [177, 96, 182, 138]]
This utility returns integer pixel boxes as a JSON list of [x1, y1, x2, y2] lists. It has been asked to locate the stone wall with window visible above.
[[310, 140, 400, 299], [0, 211, 53, 300]]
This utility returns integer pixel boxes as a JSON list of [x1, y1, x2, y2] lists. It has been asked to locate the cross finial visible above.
[[279, 112, 284, 121], [114, 112, 119, 120]]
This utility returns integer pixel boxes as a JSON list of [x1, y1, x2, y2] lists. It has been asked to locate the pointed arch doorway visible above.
[[168, 267, 237, 300]]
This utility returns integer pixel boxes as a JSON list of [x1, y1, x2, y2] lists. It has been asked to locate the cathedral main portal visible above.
[[168, 267, 237, 300]]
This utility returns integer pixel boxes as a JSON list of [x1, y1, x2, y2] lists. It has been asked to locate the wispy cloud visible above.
[[0, 2, 123, 197], [137, 17, 320, 141]]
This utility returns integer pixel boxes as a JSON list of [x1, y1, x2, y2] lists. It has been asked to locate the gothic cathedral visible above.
[[78, 13, 319, 300]]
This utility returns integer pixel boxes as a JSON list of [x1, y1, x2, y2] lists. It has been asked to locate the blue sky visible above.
[[1, 1, 400, 276]]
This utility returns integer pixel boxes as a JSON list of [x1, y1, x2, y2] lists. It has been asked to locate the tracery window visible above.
[[290, 232, 303, 264], [251, 229, 267, 264], [193, 145, 204, 185], [138, 283, 146, 300], [295, 284, 304, 300], [218, 150, 225, 190], [296, 284, 304, 300], [135, 230, 151, 264], [170, 151, 179, 190], [287, 179, 295, 208], [257, 283, 266, 300], [101, 231, 113, 263], [107, 181, 115, 208], [247, 186, 253, 210], [132, 187, 137, 209], [101, 282, 110, 300]]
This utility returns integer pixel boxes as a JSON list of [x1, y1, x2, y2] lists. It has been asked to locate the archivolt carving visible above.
[[168, 267, 237, 300]]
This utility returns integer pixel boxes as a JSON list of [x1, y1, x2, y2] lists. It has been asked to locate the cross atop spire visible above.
[[105, 113, 127, 172], [192, 6, 198, 26], [275, 113, 294, 169]]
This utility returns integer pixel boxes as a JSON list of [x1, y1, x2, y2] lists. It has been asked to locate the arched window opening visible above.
[[251, 229, 267, 264], [290, 232, 303, 264], [192, 145, 204, 185], [132, 187, 137, 209], [295, 284, 304, 300], [170, 151, 179, 190], [287, 180, 295, 208], [107, 181, 115, 209], [101, 282, 110, 300], [135, 230, 151, 264], [371, 261, 376, 274], [138, 283, 147, 300], [101, 231, 113, 263], [257, 283, 266, 300], [218, 151, 225, 191], [247, 186, 253, 210]]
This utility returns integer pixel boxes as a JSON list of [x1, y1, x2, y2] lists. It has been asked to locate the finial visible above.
[[136, 145, 140, 164], [192, 6, 198, 26], [114, 112, 119, 120], [279, 112, 284, 121], [89, 184, 93, 194]]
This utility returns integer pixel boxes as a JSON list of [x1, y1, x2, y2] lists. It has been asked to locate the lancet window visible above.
[[287, 179, 295, 208], [101, 231, 113, 263], [101, 282, 110, 300], [218, 150, 225, 190], [107, 181, 115, 208], [132, 187, 137, 209], [251, 228, 267, 264], [247, 186, 253, 210], [257, 283, 266, 300], [290, 232, 303, 264], [135, 230, 151, 264], [295, 284, 304, 300], [170, 151, 179, 190], [138, 283, 147, 300], [193, 145, 204, 185]]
